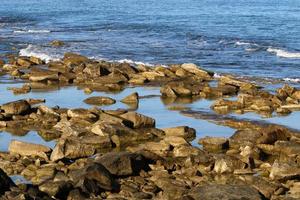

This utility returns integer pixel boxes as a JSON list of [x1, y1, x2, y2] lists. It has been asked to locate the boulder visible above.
[[187, 184, 263, 200], [63, 52, 89, 66], [84, 96, 116, 106], [95, 152, 147, 176], [162, 126, 196, 141], [121, 92, 139, 104], [29, 70, 59, 82], [181, 63, 213, 78], [49, 40, 65, 47], [199, 137, 229, 152], [120, 111, 155, 128], [17, 57, 33, 67], [39, 180, 72, 199], [67, 109, 97, 121], [1, 100, 31, 115], [269, 160, 300, 180], [9, 140, 51, 159]]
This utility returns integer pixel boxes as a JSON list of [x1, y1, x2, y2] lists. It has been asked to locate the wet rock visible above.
[[181, 63, 213, 78], [121, 92, 139, 104], [9, 140, 51, 159], [17, 57, 33, 67], [0, 168, 15, 194], [187, 184, 263, 200], [199, 137, 229, 152], [95, 152, 148, 176], [29, 69, 59, 82], [49, 40, 65, 47], [7, 85, 31, 95], [29, 56, 44, 65], [83, 63, 110, 77], [83, 96, 116, 106], [67, 108, 97, 121], [63, 52, 89, 66], [162, 126, 196, 141], [1, 100, 31, 115], [120, 111, 155, 128]]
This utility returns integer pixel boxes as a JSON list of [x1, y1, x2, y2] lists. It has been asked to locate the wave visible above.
[[14, 29, 51, 34], [19, 45, 61, 63], [267, 48, 300, 59], [283, 78, 300, 83], [235, 41, 252, 46], [117, 59, 154, 66]]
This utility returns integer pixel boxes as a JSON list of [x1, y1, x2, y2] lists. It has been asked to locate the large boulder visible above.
[[162, 126, 196, 141], [120, 111, 155, 128], [181, 63, 213, 79]]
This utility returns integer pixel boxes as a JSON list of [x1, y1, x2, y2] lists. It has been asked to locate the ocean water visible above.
[[0, 0, 300, 80]]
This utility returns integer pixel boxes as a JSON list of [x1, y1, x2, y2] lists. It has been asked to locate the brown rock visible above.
[[121, 92, 139, 104], [162, 126, 196, 141], [181, 63, 213, 78], [9, 140, 51, 158], [1, 100, 31, 115], [120, 111, 155, 128], [199, 137, 229, 152], [84, 96, 116, 106]]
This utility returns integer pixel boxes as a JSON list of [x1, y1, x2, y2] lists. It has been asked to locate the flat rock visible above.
[[9, 140, 51, 158], [84, 96, 116, 106], [162, 126, 196, 141], [1, 100, 31, 115]]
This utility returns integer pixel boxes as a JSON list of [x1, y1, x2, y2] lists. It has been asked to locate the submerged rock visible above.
[[84, 96, 116, 106]]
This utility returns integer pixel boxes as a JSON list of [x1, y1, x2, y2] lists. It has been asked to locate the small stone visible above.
[[84, 96, 116, 106], [121, 92, 139, 104]]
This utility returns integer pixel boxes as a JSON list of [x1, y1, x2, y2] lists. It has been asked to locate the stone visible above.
[[292, 90, 300, 100], [7, 85, 31, 95], [9, 140, 51, 158], [72, 162, 117, 192], [163, 136, 188, 147], [63, 52, 89, 66], [39, 181, 72, 199], [0, 168, 15, 195], [162, 126, 196, 141], [49, 40, 65, 47], [29, 56, 44, 65], [214, 155, 245, 173], [269, 160, 300, 180], [120, 111, 155, 128], [95, 152, 147, 176], [1, 100, 31, 115], [84, 96, 116, 106], [29, 70, 59, 82], [181, 63, 213, 78], [121, 92, 139, 104], [67, 109, 97, 121], [17, 57, 33, 67], [199, 137, 229, 152], [273, 140, 300, 155], [187, 184, 263, 200]]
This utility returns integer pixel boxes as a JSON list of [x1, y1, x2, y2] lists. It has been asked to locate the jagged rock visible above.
[[9, 140, 51, 159], [63, 52, 89, 66], [121, 92, 139, 104], [120, 111, 155, 128], [1, 100, 31, 115], [214, 155, 245, 173], [187, 184, 263, 200], [199, 137, 229, 152], [95, 152, 147, 176], [162, 126, 196, 141], [29, 69, 59, 82], [17, 57, 33, 67], [39, 180, 72, 199], [84, 96, 116, 106]]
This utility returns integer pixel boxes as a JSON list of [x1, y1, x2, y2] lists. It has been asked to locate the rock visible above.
[[50, 40, 65, 47], [95, 152, 147, 176], [187, 184, 263, 200], [121, 92, 139, 104], [67, 109, 97, 121], [269, 160, 300, 180], [162, 126, 196, 141], [50, 136, 96, 161], [1, 100, 31, 115], [292, 90, 300, 100], [0, 168, 15, 195], [120, 111, 155, 128], [39, 180, 72, 199], [9, 140, 51, 159], [7, 85, 31, 95], [17, 57, 33, 67], [163, 136, 188, 147], [83, 63, 110, 77], [273, 140, 300, 155], [181, 63, 213, 78], [29, 56, 44, 65], [84, 96, 116, 106], [199, 137, 229, 152], [63, 52, 89, 66], [29, 70, 59, 82], [160, 85, 177, 97], [72, 162, 117, 193], [214, 155, 245, 173]]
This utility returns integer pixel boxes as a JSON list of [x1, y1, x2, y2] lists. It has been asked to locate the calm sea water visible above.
[[0, 0, 300, 79]]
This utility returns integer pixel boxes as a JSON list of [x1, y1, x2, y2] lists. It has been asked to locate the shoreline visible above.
[[0, 52, 299, 199]]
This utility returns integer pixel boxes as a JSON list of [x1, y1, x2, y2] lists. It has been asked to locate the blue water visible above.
[[1, 0, 300, 79]]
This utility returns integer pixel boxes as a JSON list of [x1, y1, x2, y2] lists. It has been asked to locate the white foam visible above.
[[213, 73, 222, 78], [267, 48, 300, 59], [14, 29, 51, 34], [19, 45, 61, 63], [117, 59, 154, 66], [283, 78, 300, 83], [235, 41, 252, 46]]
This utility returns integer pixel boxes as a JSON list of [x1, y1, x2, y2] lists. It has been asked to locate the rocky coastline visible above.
[[0, 52, 299, 199]]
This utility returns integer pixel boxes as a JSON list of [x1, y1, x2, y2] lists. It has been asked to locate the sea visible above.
[[0, 0, 300, 81]]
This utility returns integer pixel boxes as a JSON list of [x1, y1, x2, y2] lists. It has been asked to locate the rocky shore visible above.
[[0, 53, 299, 199]]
